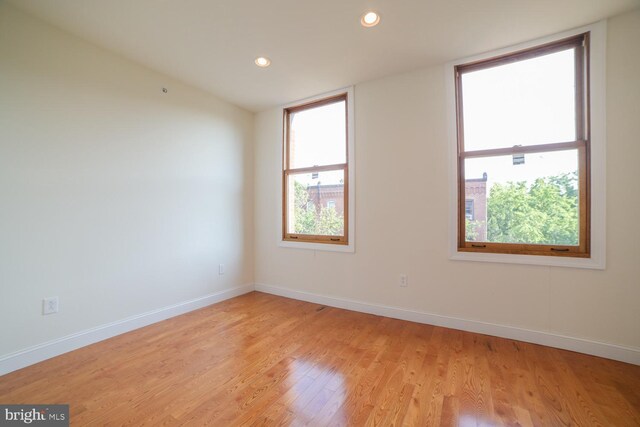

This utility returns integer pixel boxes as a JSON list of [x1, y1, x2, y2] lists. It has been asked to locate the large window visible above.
[[455, 34, 590, 257], [283, 93, 349, 245]]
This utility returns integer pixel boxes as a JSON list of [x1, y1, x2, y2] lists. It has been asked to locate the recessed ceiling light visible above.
[[361, 11, 380, 27], [255, 57, 271, 67]]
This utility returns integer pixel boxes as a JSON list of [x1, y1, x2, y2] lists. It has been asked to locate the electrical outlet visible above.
[[43, 297, 59, 315], [219, 264, 225, 275], [399, 274, 408, 287]]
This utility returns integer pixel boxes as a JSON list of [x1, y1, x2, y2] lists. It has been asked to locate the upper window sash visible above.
[[456, 34, 588, 154], [284, 93, 348, 171]]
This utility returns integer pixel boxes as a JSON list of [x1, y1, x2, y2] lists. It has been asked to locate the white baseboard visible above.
[[255, 283, 640, 366], [0, 284, 255, 376]]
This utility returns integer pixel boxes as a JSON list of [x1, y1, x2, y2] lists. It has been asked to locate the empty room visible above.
[[1, 0, 639, 425]]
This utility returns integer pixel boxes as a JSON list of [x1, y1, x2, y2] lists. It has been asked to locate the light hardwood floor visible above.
[[1, 292, 639, 426]]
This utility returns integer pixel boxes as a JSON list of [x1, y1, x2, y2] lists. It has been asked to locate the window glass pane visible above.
[[461, 48, 576, 151], [289, 100, 346, 169], [287, 170, 345, 236], [464, 150, 579, 245]]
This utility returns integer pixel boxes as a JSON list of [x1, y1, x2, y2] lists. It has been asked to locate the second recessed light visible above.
[[361, 11, 380, 27], [255, 57, 271, 67]]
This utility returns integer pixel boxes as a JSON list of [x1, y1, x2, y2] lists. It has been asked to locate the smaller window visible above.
[[283, 93, 349, 245], [465, 200, 474, 220]]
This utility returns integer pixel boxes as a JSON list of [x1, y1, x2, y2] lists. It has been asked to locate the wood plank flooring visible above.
[[1, 292, 639, 426]]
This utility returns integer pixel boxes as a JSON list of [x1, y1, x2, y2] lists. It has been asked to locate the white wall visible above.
[[0, 3, 254, 357], [254, 9, 640, 354]]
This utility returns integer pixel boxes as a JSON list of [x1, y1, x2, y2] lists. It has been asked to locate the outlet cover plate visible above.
[[43, 297, 59, 315]]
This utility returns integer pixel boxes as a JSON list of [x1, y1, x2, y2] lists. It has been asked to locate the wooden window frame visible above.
[[455, 33, 590, 258], [282, 93, 349, 245]]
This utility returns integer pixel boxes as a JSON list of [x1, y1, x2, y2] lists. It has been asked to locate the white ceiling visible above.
[[9, 0, 639, 112]]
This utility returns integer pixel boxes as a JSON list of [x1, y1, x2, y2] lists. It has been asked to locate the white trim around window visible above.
[[278, 86, 356, 253], [445, 21, 606, 269]]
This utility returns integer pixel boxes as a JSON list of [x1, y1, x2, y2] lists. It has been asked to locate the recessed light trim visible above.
[[255, 57, 271, 67], [361, 11, 380, 27]]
